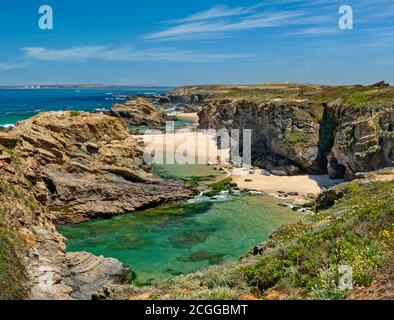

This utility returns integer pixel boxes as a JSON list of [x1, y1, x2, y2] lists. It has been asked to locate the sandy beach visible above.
[[135, 130, 230, 165], [137, 129, 342, 196], [232, 167, 342, 196]]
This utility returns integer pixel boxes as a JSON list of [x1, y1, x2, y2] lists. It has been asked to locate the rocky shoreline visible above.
[[0, 82, 393, 300], [0, 111, 195, 299]]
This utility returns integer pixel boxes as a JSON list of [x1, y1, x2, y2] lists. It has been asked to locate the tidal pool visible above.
[[59, 195, 301, 284]]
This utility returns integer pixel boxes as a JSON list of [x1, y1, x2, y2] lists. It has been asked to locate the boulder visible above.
[[110, 96, 168, 128]]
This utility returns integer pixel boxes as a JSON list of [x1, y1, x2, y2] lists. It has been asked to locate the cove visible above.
[[59, 194, 301, 285]]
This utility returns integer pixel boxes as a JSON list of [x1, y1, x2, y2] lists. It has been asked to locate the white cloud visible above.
[[144, 11, 305, 40], [0, 61, 30, 71], [289, 27, 339, 36], [174, 4, 260, 23], [22, 45, 247, 63]]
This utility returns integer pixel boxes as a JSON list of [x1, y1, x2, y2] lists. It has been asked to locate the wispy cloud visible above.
[[22, 45, 247, 63], [144, 11, 305, 41], [144, 1, 394, 42], [289, 27, 339, 36], [0, 61, 30, 71], [174, 4, 260, 23]]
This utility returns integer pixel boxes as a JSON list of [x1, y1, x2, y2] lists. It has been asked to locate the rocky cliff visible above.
[[1, 111, 194, 224], [110, 96, 168, 128], [0, 111, 195, 299], [198, 84, 394, 179]]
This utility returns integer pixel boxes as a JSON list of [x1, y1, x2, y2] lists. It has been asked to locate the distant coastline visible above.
[[0, 84, 175, 90]]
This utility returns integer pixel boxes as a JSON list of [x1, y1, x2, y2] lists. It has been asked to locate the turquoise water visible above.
[[154, 164, 221, 180], [0, 88, 170, 127], [128, 119, 194, 134], [59, 196, 301, 284]]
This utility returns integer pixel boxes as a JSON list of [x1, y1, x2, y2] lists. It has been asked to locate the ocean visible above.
[[0, 88, 171, 128]]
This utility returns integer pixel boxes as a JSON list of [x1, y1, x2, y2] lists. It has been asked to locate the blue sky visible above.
[[0, 0, 393, 86]]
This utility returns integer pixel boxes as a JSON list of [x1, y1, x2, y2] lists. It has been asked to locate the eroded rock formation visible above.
[[110, 96, 168, 127], [0, 111, 195, 299], [199, 98, 394, 179]]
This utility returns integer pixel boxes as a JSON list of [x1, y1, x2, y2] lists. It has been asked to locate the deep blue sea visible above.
[[0, 88, 171, 128]]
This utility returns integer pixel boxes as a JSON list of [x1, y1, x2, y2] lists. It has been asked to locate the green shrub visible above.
[[69, 110, 82, 117], [0, 221, 28, 300], [242, 180, 393, 299]]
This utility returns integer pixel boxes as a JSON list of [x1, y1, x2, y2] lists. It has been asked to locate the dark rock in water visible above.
[[110, 96, 168, 128], [158, 95, 171, 104]]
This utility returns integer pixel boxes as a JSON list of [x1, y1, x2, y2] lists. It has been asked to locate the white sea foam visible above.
[[0, 123, 15, 129]]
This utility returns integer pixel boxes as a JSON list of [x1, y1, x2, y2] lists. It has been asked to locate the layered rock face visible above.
[[199, 100, 323, 175], [199, 99, 394, 179], [110, 96, 168, 127], [0, 111, 195, 299], [327, 104, 394, 179], [0, 111, 194, 224], [0, 148, 129, 300]]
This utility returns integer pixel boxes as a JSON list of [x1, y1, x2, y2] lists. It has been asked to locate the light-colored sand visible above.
[[136, 130, 342, 195], [136, 131, 229, 165], [232, 167, 342, 196]]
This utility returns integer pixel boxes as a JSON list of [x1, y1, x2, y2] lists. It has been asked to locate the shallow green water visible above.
[[154, 164, 221, 180], [128, 119, 194, 135], [59, 195, 301, 284]]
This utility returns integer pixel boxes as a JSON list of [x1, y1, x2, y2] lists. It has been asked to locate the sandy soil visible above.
[[232, 167, 343, 196]]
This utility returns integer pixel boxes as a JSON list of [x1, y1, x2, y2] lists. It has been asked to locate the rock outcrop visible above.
[[150, 87, 207, 113], [0, 111, 195, 299], [198, 86, 394, 179], [64, 252, 129, 300], [0, 151, 130, 300], [0, 111, 195, 224], [199, 100, 323, 175], [327, 104, 394, 179], [110, 96, 168, 128]]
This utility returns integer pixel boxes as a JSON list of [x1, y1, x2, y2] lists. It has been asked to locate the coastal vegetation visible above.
[[0, 183, 28, 300], [0, 220, 28, 300], [0, 83, 392, 300], [104, 179, 393, 300]]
